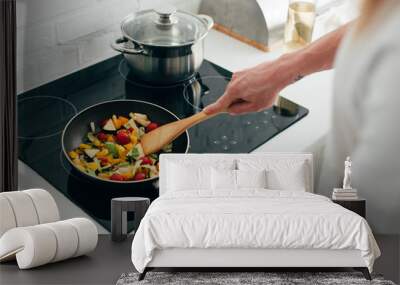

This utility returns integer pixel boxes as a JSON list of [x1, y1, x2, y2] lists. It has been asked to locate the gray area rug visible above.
[[116, 272, 396, 285]]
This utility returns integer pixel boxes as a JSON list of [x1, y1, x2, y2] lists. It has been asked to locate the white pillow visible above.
[[211, 168, 237, 190], [237, 159, 309, 191], [267, 166, 307, 191], [167, 163, 211, 191], [166, 159, 236, 192], [236, 169, 267, 189], [211, 169, 267, 190]]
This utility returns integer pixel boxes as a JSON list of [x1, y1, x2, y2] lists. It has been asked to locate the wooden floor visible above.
[[0, 235, 134, 285], [0, 235, 399, 285], [374, 234, 400, 283]]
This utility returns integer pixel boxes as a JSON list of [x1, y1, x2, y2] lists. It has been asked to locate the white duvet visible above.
[[131, 190, 380, 272]]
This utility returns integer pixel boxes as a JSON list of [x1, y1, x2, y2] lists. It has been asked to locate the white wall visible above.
[[16, 0, 201, 94]]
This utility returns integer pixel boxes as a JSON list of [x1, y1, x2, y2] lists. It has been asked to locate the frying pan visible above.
[[62, 99, 190, 184]]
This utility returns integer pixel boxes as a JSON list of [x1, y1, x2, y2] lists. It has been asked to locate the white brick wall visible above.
[[16, 0, 201, 94]]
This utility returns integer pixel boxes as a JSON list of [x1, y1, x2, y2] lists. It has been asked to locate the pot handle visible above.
[[111, 37, 144, 54], [198, 14, 214, 31]]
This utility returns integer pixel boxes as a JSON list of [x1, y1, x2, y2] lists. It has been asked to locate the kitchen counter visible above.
[[18, 29, 334, 234]]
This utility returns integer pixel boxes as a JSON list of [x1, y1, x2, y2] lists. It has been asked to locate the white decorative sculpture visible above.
[[343, 156, 352, 189], [332, 156, 357, 200], [0, 189, 98, 269]]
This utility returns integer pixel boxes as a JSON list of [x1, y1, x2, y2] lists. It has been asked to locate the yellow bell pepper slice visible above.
[[72, 157, 83, 166], [124, 143, 134, 151], [110, 158, 122, 164], [79, 143, 91, 149], [115, 144, 126, 158], [95, 148, 109, 158], [118, 116, 129, 125], [69, 151, 78, 159], [93, 138, 102, 147], [130, 133, 138, 145], [86, 162, 98, 171]]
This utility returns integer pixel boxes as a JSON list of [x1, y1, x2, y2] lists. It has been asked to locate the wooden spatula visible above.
[[141, 111, 221, 155]]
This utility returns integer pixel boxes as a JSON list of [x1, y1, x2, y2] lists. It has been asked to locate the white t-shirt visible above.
[[317, 2, 400, 234]]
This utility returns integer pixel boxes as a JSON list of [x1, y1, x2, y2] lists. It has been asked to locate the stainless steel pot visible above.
[[112, 7, 214, 85]]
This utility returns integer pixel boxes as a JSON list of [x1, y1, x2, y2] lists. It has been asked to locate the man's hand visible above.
[[203, 23, 350, 116], [203, 58, 297, 115]]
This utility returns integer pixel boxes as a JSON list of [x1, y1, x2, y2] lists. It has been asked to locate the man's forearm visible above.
[[277, 22, 352, 84]]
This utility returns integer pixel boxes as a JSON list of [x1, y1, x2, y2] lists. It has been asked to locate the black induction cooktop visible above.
[[18, 55, 308, 231]]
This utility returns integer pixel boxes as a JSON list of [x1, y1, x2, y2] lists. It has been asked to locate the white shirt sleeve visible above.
[[351, 47, 400, 234]]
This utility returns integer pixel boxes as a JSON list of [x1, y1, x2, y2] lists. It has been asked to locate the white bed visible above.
[[131, 153, 380, 280]]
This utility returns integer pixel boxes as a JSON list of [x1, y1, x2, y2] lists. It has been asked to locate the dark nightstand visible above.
[[332, 198, 366, 218]]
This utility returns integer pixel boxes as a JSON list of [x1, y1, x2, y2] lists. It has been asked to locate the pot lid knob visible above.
[[154, 5, 177, 25]]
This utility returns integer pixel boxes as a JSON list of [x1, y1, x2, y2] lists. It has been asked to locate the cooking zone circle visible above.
[[18, 96, 77, 139]]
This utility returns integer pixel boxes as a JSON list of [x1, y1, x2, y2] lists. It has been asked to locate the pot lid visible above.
[[121, 6, 213, 47]]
